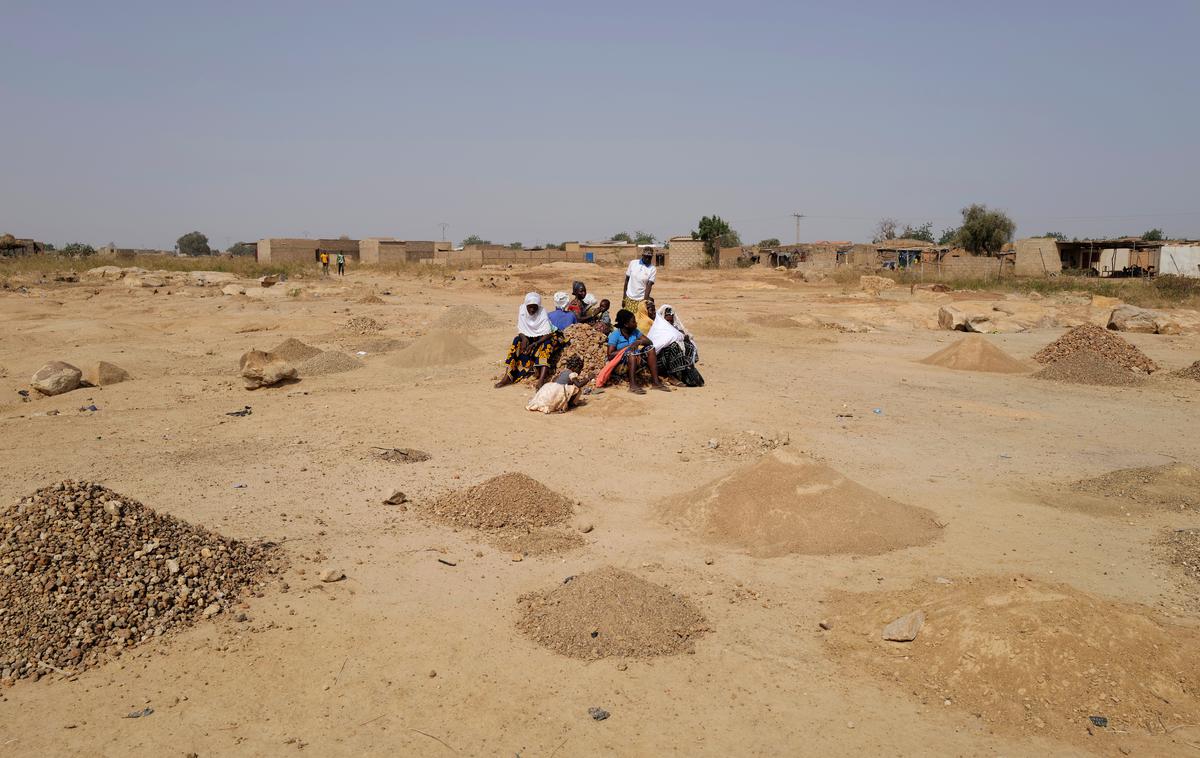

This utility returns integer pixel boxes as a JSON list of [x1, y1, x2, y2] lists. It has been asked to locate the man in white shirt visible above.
[[622, 247, 657, 313]]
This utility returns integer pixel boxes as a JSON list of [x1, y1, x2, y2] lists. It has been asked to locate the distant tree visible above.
[[1041, 232, 1068, 241], [692, 215, 740, 264], [508, 242, 523, 250], [956, 204, 1016, 255], [43, 242, 56, 252], [60, 242, 96, 257], [900, 222, 935, 243], [1142, 228, 1165, 241], [872, 217, 899, 243], [461, 234, 489, 246], [938, 227, 960, 245], [610, 231, 633, 243], [0, 233, 17, 251], [757, 238, 781, 248], [227, 242, 256, 257], [633, 230, 656, 245], [177, 231, 211, 257]]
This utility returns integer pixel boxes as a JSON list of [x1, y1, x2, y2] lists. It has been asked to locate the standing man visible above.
[[319, 250, 330, 278], [336, 251, 346, 276], [622, 246, 656, 315]]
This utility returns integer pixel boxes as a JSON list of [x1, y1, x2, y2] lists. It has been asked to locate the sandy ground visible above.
[[2, 263, 1199, 757]]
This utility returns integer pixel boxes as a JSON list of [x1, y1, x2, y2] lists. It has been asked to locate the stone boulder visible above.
[[188, 271, 239, 287], [799, 269, 829, 283], [1108, 305, 1160, 334], [239, 350, 297, 390], [31, 361, 83, 396], [124, 274, 166, 289], [1153, 316, 1182, 335], [221, 284, 247, 296], [938, 305, 986, 332], [860, 275, 896, 295], [882, 610, 925, 642], [84, 361, 130, 387]]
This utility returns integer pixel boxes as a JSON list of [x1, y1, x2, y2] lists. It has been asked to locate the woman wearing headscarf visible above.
[[566, 281, 587, 318], [548, 291, 577, 330], [647, 303, 704, 387], [495, 292, 567, 389], [636, 296, 657, 335]]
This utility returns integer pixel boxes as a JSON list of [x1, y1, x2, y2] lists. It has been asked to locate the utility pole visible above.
[[438, 223, 449, 242], [792, 212, 804, 245]]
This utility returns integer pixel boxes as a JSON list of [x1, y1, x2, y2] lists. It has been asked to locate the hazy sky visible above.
[[4, 0, 1198, 249]]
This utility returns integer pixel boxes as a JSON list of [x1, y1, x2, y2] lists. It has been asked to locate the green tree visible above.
[[461, 234, 489, 246], [60, 242, 96, 257], [900, 222, 935, 243], [610, 232, 633, 243], [938, 227, 959, 245], [873, 218, 898, 243], [692, 215, 740, 263], [508, 242, 523, 250], [758, 238, 781, 248], [956, 204, 1016, 255], [1041, 232, 1068, 241], [1142, 228, 1165, 241], [227, 242, 256, 257], [177, 231, 211, 257], [633, 230, 655, 245]]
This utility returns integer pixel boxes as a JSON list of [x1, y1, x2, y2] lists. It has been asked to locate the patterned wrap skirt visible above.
[[658, 340, 704, 387], [503, 331, 566, 381]]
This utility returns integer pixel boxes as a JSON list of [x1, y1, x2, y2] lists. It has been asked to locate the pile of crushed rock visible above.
[[1032, 324, 1157, 373], [560, 324, 608, 379], [0, 482, 276, 682], [340, 316, 382, 336], [1175, 360, 1200, 382], [422, 473, 583, 555]]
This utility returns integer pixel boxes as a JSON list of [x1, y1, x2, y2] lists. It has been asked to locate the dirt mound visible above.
[[1041, 463, 1199, 516], [919, 335, 1029, 373], [749, 314, 803, 329], [373, 447, 432, 463], [297, 350, 364, 375], [516, 567, 709, 659], [1033, 351, 1145, 386], [357, 294, 385, 305], [340, 316, 382, 336], [268, 337, 322, 364], [826, 576, 1200, 745], [426, 473, 574, 530], [1033, 324, 1157, 373], [490, 528, 585, 556], [660, 451, 941, 557], [1174, 360, 1200, 381], [393, 330, 482, 368], [560, 323, 607, 378], [431, 304, 500, 332], [0, 481, 274, 681], [1159, 528, 1200, 589]]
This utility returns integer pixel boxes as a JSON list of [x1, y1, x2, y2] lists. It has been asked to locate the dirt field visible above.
[[2, 262, 1200, 756]]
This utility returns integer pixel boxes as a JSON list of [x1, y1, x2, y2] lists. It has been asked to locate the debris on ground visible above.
[[881, 610, 925, 641], [0, 481, 276, 681], [383, 491, 408, 505], [318, 569, 345, 583], [373, 447, 432, 464], [1032, 351, 1145, 386], [84, 361, 130, 387], [1032, 324, 1157, 373], [516, 566, 709, 659], [1157, 527, 1200, 589], [225, 406, 252, 417], [340, 316, 382, 336], [588, 707, 610, 721]]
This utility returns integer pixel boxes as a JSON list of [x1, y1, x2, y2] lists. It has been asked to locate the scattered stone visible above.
[[428, 670, 437, 678], [704, 557, 714, 565], [576, 522, 594, 534], [202, 603, 221, 618], [588, 707, 610, 721], [1175, 360, 1200, 382], [31, 361, 82, 396], [511, 554, 523, 562], [84, 361, 130, 387], [375, 447, 432, 464], [882, 610, 925, 642], [616, 662, 628, 671], [818, 620, 832, 631], [239, 349, 297, 390], [860, 275, 896, 295], [383, 491, 408, 505], [221, 284, 246, 296], [340, 316, 382, 336], [318, 569, 345, 583], [1107, 305, 1159, 334]]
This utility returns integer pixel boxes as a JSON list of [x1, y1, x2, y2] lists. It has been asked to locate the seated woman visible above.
[[648, 303, 704, 387], [566, 281, 588, 318], [495, 292, 566, 389], [636, 296, 656, 334], [581, 294, 612, 333], [526, 356, 593, 414], [607, 308, 670, 394], [548, 291, 577, 330]]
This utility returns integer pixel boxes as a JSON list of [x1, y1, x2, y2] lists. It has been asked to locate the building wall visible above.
[[258, 238, 359, 264], [667, 237, 706, 268], [1012, 238, 1063, 276], [1161, 245, 1200, 278]]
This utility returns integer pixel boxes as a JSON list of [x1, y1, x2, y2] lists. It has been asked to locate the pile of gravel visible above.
[[0, 482, 275, 681], [297, 350, 364, 375], [340, 316, 382, 336], [560, 324, 608, 379], [1032, 351, 1145, 387], [1174, 360, 1200, 382], [425, 473, 574, 530], [1032, 324, 1157, 373], [1160, 528, 1200, 586]]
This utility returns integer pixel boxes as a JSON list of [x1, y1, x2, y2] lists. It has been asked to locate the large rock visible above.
[[938, 305, 986, 332], [31, 361, 83, 396], [860, 275, 896, 295], [188, 271, 239, 287], [84, 361, 130, 387], [221, 284, 247, 296], [1108, 305, 1160, 334], [882, 610, 925, 642], [124, 274, 166, 289], [1154, 316, 1182, 335], [239, 350, 297, 390]]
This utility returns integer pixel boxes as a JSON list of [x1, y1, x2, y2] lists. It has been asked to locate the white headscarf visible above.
[[583, 293, 598, 307], [647, 303, 685, 353], [552, 291, 570, 310], [661, 304, 689, 337], [517, 292, 552, 337]]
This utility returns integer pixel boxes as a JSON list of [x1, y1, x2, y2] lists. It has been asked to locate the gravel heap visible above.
[[516, 567, 709, 659], [1032, 351, 1145, 386], [297, 350, 364, 375], [1032, 324, 1157, 373], [560, 324, 608, 379], [340, 316, 382, 336], [425, 473, 574, 530], [0, 481, 274, 681], [1160, 528, 1200, 587], [269, 337, 322, 364], [431, 305, 499, 332], [357, 294, 385, 305], [1174, 360, 1200, 381]]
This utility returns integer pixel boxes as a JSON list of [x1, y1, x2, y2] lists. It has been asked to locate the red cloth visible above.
[[594, 348, 628, 388]]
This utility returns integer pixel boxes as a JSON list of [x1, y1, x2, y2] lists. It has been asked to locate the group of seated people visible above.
[[494, 276, 704, 396]]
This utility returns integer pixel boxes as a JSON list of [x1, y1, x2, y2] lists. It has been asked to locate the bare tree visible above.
[[873, 218, 898, 243]]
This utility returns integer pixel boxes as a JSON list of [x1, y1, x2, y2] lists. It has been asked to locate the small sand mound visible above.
[[516, 567, 709, 659], [1042, 463, 1200, 516], [393, 329, 482, 368], [1174, 360, 1200, 381], [357, 294, 385, 305], [749, 314, 803, 329], [560, 323, 607, 378], [1033, 324, 1157, 373], [827, 576, 1200, 745], [426, 473, 574, 530], [297, 351, 364, 375], [268, 337, 323, 363], [660, 451, 941, 557], [1033, 351, 1145, 386], [432, 304, 500, 332], [919, 335, 1029, 373]]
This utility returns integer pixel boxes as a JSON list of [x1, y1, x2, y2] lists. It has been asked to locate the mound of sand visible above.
[[357, 294, 385, 305], [1033, 324, 1157, 373], [516, 567, 709, 659], [827, 576, 1200, 743], [1174, 360, 1200, 381], [1033, 351, 1145, 387], [919, 335, 1029, 373], [297, 351, 364, 375], [749, 314, 803, 329], [659, 451, 941, 557], [0, 481, 274, 680], [393, 329, 482, 368], [269, 337, 322, 364], [1042, 463, 1199, 516], [426, 473, 574, 530], [431, 304, 500, 332]]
